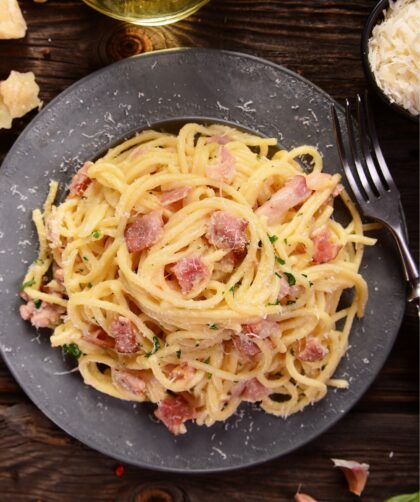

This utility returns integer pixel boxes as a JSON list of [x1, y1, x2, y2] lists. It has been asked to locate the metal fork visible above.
[[331, 92, 419, 311]]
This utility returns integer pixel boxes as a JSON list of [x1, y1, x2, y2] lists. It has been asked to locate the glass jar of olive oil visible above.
[[82, 0, 210, 25]]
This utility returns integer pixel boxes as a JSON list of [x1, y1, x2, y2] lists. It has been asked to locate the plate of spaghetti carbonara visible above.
[[0, 49, 406, 471]]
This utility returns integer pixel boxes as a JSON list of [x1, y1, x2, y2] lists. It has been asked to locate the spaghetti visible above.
[[19, 123, 375, 434]]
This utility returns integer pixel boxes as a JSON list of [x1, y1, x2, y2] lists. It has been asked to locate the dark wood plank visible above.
[[0, 0, 418, 501]]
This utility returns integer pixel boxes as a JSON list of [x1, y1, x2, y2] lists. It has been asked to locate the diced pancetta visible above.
[[83, 327, 115, 349], [311, 227, 341, 263], [332, 459, 370, 496], [206, 211, 248, 253], [205, 146, 236, 184], [161, 186, 191, 206], [242, 320, 279, 339], [206, 134, 231, 145], [233, 334, 260, 357], [277, 274, 291, 300], [19, 300, 65, 329], [231, 378, 269, 402], [298, 337, 329, 362], [53, 267, 64, 283], [124, 211, 164, 253], [306, 172, 332, 191], [295, 493, 318, 502], [112, 368, 146, 396], [111, 316, 139, 353], [166, 362, 195, 382], [172, 255, 209, 294], [256, 175, 312, 225], [68, 161, 93, 198], [154, 395, 195, 435]]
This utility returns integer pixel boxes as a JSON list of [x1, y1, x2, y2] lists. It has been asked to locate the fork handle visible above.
[[390, 226, 420, 313]]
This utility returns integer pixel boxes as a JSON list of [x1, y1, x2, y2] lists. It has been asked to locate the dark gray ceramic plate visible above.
[[0, 48, 405, 472]]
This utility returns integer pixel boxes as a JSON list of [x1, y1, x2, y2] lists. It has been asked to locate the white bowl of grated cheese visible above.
[[362, 0, 420, 121]]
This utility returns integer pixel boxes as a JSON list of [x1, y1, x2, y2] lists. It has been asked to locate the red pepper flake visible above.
[[115, 464, 125, 477]]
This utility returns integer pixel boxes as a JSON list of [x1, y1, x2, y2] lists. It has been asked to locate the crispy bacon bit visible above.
[[298, 337, 329, 362], [205, 146, 236, 184], [306, 172, 332, 191], [112, 368, 146, 396], [124, 211, 164, 253], [68, 161, 93, 198], [311, 227, 342, 263], [173, 255, 209, 294], [206, 211, 248, 253], [295, 493, 318, 502], [242, 320, 279, 339], [206, 134, 231, 145], [161, 186, 191, 207], [332, 184, 344, 197], [231, 378, 269, 402], [332, 458, 370, 496], [233, 335, 260, 357], [19, 300, 65, 329], [256, 175, 312, 225], [83, 327, 115, 349], [154, 395, 195, 435], [111, 316, 139, 353]]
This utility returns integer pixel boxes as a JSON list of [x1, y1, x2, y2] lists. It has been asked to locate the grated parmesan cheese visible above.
[[0, 0, 27, 39], [0, 71, 42, 129], [368, 0, 420, 116]]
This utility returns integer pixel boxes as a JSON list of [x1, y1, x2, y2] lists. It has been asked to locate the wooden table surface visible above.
[[0, 1, 418, 501]]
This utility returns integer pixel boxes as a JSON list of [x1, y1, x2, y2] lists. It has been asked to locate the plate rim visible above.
[[0, 48, 407, 473]]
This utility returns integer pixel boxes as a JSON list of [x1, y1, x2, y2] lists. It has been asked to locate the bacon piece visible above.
[[83, 327, 115, 349], [206, 134, 231, 145], [277, 274, 291, 300], [166, 362, 195, 382], [298, 337, 328, 362], [242, 320, 279, 339], [306, 172, 332, 191], [205, 146, 236, 184], [111, 316, 139, 353], [332, 459, 370, 496], [206, 211, 248, 253], [112, 368, 146, 396], [233, 335, 260, 357], [68, 161, 93, 198], [256, 175, 312, 225], [311, 227, 341, 263], [124, 211, 164, 253], [161, 186, 191, 207], [295, 493, 318, 502], [231, 378, 269, 402], [172, 255, 209, 294], [19, 300, 65, 329], [154, 395, 195, 435], [53, 268, 64, 283]]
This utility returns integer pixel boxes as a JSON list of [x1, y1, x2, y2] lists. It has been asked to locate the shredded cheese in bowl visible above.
[[368, 0, 420, 116]]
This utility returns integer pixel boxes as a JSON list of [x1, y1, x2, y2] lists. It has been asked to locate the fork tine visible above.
[[363, 91, 398, 193], [356, 94, 385, 195], [331, 105, 365, 204], [344, 99, 375, 202]]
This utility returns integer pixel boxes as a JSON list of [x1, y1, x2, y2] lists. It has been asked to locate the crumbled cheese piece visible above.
[[0, 0, 27, 39], [368, 0, 420, 116], [0, 71, 42, 129]]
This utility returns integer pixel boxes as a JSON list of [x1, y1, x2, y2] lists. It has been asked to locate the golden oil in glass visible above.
[[82, 0, 210, 26]]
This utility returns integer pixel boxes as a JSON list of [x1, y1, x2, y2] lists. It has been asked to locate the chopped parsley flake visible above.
[[302, 273, 308, 277], [34, 299, 42, 309], [267, 299, 280, 306], [208, 323, 219, 330], [203, 357, 210, 364], [176, 350, 181, 359], [256, 154, 262, 160], [22, 279, 36, 289], [286, 300, 296, 305], [309, 281, 313, 287], [207, 373, 212, 380], [284, 272, 296, 286], [63, 343, 81, 359], [268, 234, 278, 244], [284, 238, 288, 245], [229, 281, 241, 294], [146, 336, 160, 357], [258, 240, 262, 248], [87, 282, 93, 289], [275, 272, 282, 279], [275, 256, 285, 265], [83, 256, 89, 262], [91, 230, 102, 239], [34, 258, 44, 266]]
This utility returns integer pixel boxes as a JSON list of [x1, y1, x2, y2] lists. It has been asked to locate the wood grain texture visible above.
[[0, 1, 418, 501]]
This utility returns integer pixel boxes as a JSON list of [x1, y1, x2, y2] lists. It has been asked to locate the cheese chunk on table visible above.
[[0, 0, 27, 39], [0, 71, 42, 129]]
